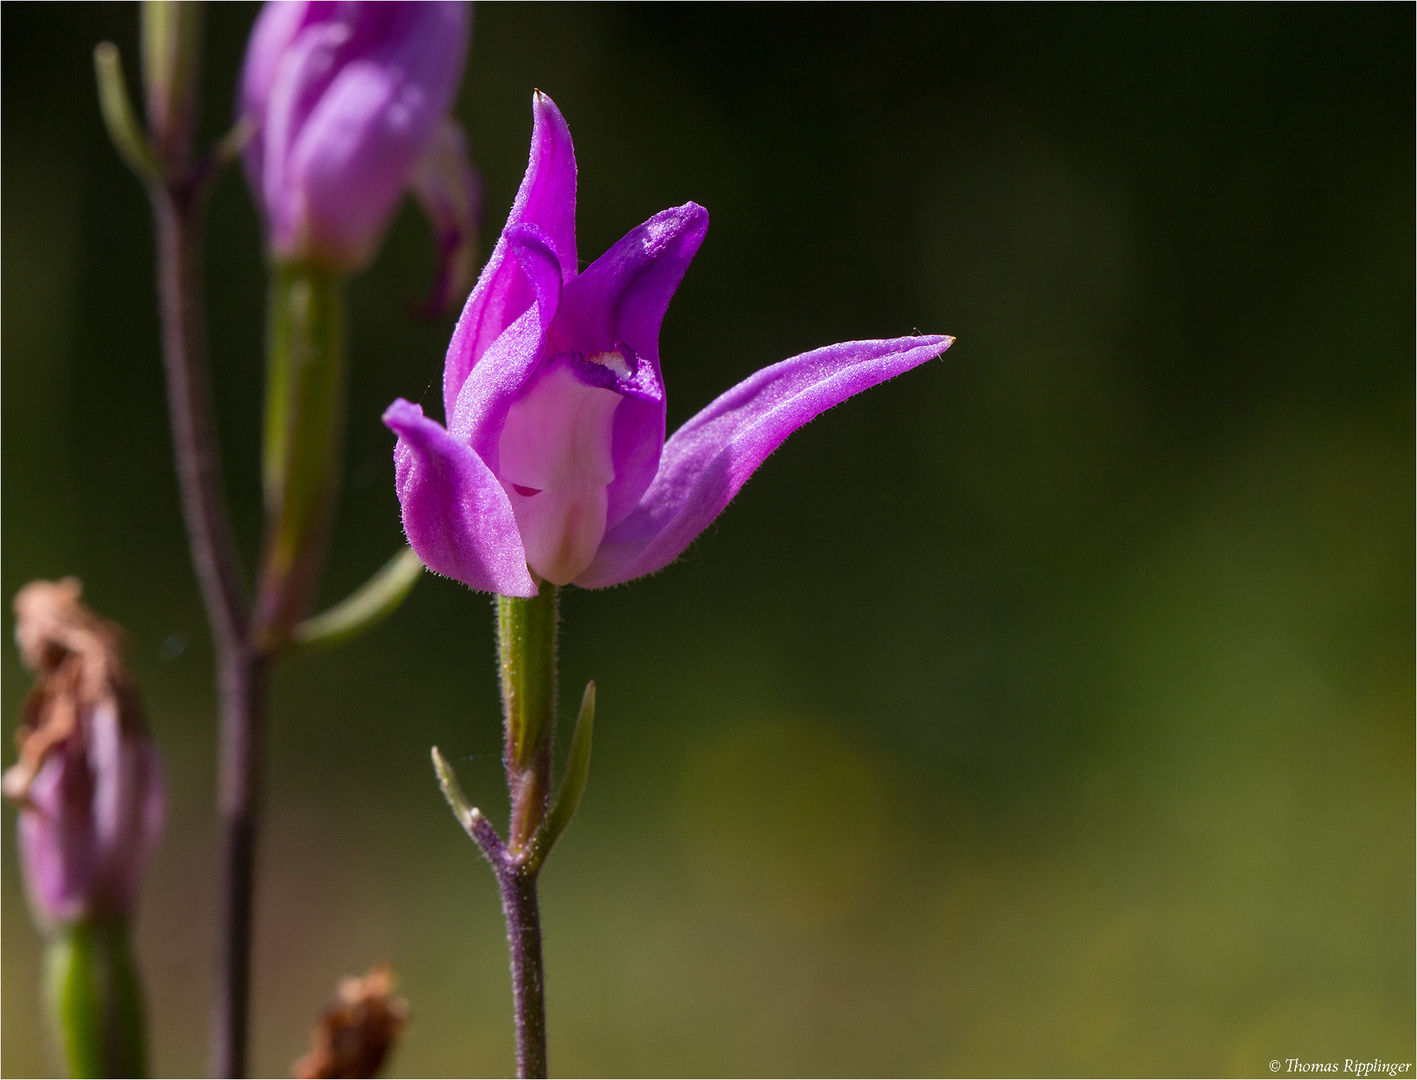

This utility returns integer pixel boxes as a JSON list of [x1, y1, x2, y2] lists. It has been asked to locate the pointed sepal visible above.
[[431, 745, 475, 830]]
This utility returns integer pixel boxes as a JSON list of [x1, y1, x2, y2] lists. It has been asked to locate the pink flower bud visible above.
[[239, 1, 473, 276], [3, 580, 164, 926]]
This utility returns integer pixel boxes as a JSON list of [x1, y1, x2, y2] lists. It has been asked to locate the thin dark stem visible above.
[[152, 184, 248, 652], [461, 821, 547, 1079], [151, 181, 263, 1079], [498, 867, 547, 1079], [209, 648, 264, 1080]]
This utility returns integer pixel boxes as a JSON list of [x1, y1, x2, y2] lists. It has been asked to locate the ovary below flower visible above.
[[384, 93, 953, 596]]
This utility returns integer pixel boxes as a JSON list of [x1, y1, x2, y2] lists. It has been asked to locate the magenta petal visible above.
[[576, 335, 954, 588], [551, 202, 707, 359], [290, 4, 470, 267], [238, 0, 317, 196], [385, 399, 537, 596], [553, 202, 709, 528], [448, 224, 564, 467], [443, 92, 577, 415], [254, 18, 350, 255], [88, 702, 164, 917], [243, 2, 470, 269], [513, 93, 579, 280]]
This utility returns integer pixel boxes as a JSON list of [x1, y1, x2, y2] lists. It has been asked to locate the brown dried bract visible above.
[[293, 964, 410, 1079], [1, 579, 143, 806]]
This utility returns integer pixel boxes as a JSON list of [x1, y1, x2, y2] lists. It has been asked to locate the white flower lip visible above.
[[498, 364, 622, 586]]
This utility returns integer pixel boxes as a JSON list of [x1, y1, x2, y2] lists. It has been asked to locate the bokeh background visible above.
[[3, 4, 1412, 1077]]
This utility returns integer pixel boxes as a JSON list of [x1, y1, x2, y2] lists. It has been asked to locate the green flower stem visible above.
[[435, 586, 597, 1078], [495, 585, 558, 1077], [255, 263, 347, 651], [497, 586, 559, 854], [45, 919, 148, 1079]]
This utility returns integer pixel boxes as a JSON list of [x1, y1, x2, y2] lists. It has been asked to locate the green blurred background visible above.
[[3, 4, 1412, 1076]]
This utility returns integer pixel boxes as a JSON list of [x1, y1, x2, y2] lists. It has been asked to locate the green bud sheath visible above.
[[45, 919, 147, 1079], [255, 263, 347, 650]]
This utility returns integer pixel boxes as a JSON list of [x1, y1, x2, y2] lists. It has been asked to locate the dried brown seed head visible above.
[[293, 964, 410, 1079]]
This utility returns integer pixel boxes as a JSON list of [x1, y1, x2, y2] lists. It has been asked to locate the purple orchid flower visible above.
[[240, 0, 478, 300], [384, 93, 953, 595]]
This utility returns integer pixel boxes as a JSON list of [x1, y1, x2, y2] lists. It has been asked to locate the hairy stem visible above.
[[209, 647, 265, 1080], [131, 7, 267, 1070], [494, 586, 558, 1075], [498, 867, 548, 1079], [152, 177, 264, 1080], [152, 177, 247, 658]]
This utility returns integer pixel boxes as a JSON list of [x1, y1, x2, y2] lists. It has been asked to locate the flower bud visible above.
[[239, 1, 472, 274], [3, 580, 164, 927]]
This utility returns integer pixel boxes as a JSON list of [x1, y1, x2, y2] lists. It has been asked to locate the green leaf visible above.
[[288, 547, 424, 657]]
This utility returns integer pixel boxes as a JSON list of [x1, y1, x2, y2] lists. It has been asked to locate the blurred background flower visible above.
[[240, 0, 471, 275], [4, 579, 163, 930], [3, 5, 1411, 1076]]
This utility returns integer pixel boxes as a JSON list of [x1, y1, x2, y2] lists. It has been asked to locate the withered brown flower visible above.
[[3, 578, 163, 924]]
